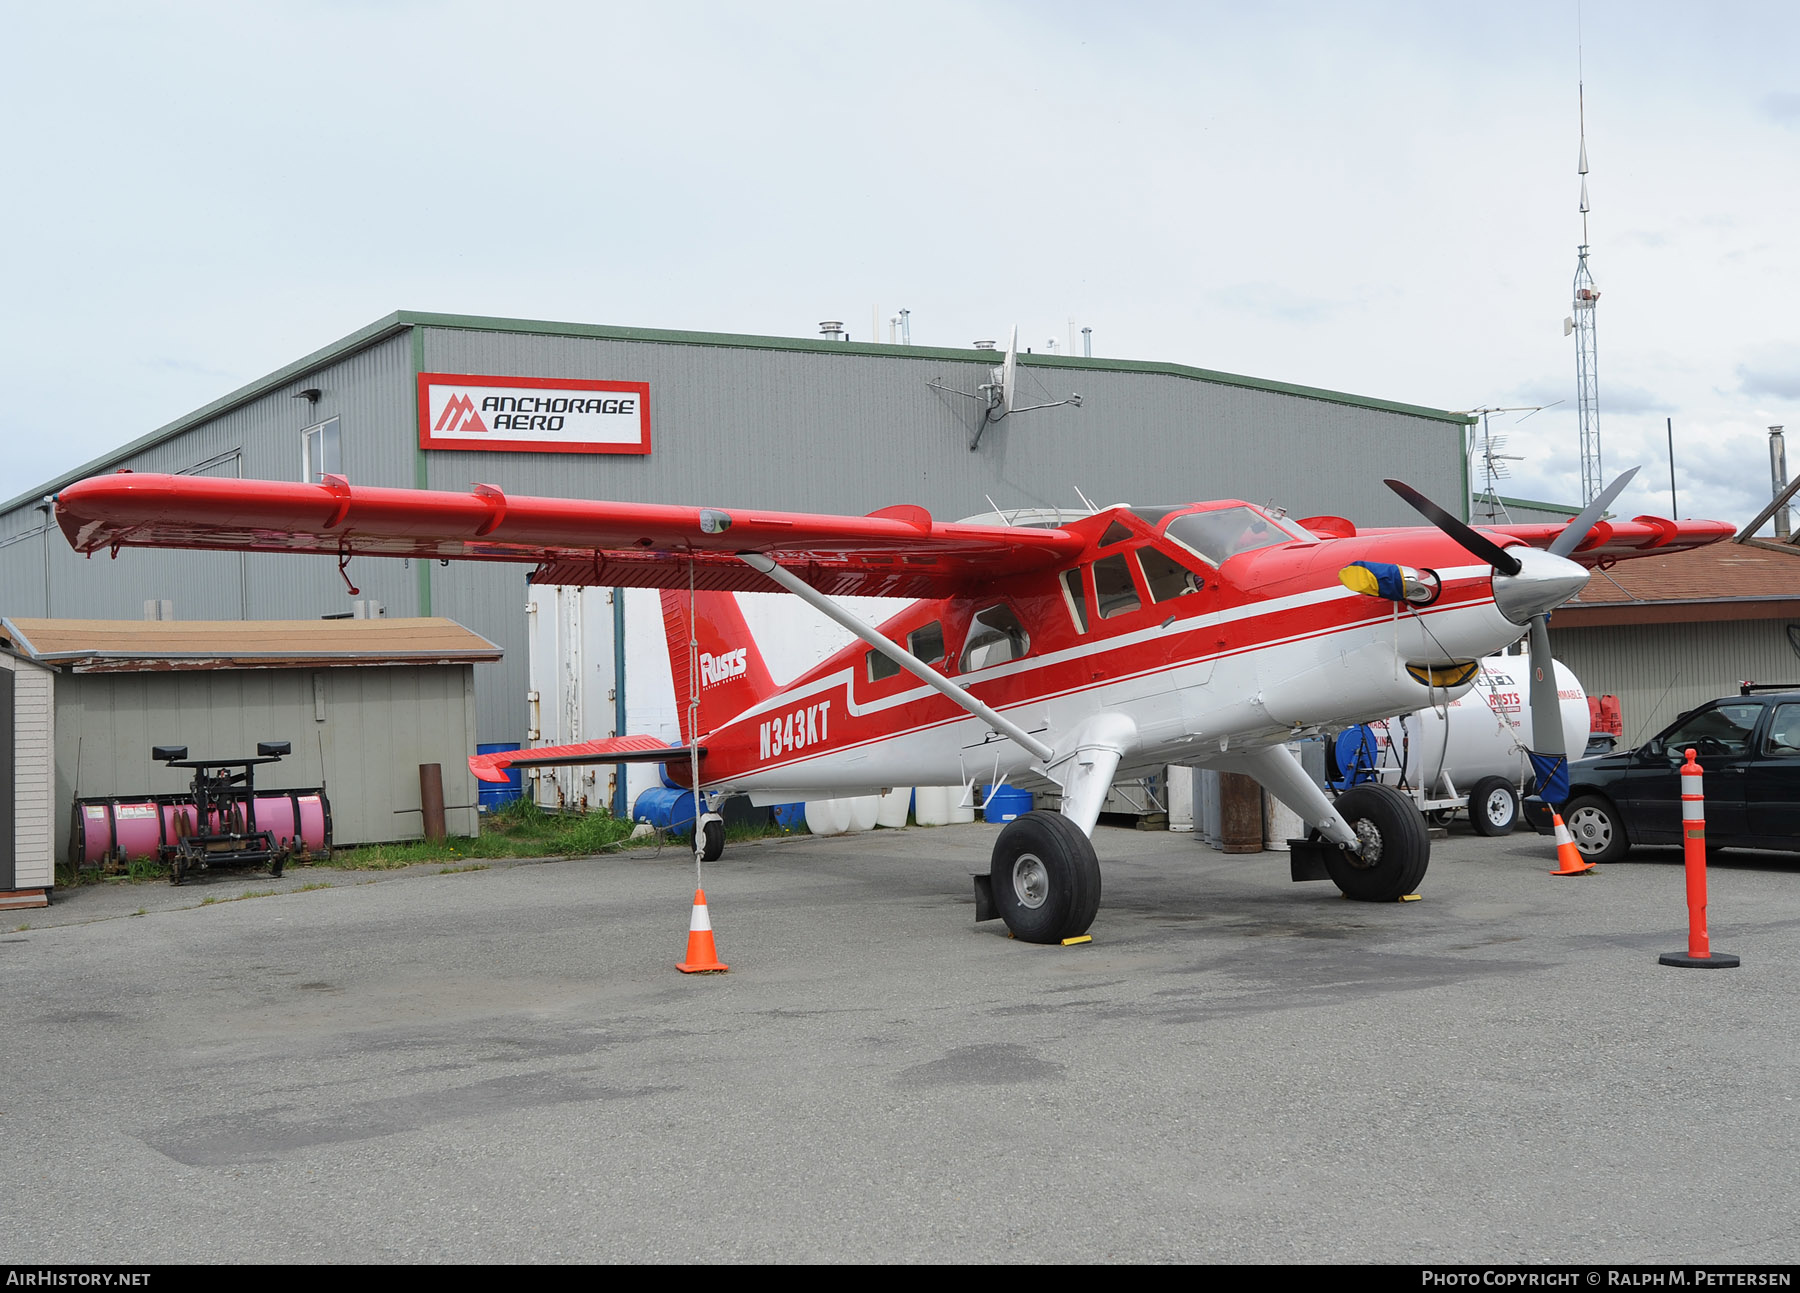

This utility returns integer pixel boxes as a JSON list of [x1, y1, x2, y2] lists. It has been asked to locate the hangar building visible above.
[[0, 310, 1475, 802]]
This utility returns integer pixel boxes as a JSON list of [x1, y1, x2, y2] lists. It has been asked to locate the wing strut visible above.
[[736, 553, 1056, 764]]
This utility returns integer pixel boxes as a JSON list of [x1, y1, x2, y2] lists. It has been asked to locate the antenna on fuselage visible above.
[[1073, 486, 1099, 515]]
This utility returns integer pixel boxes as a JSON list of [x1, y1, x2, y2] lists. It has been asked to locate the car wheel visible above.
[[1469, 776, 1519, 837], [1563, 795, 1629, 863]]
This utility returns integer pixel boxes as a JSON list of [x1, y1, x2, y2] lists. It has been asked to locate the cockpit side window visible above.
[[1137, 547, 1204, 603], [1092, 553, 1142, 619], [1060, 568, 1090, 633]]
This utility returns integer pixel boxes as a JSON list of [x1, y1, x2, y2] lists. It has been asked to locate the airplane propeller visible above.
[[1385, 468, 1641, 798]]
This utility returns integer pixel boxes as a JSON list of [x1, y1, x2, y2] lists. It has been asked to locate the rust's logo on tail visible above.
[[701, 648, 749, 687]]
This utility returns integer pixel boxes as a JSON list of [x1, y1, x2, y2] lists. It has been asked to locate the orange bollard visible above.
[[1659, 749, 1740, 969], [677, 888, 729, 974], [1549, 810, 1595, 876]]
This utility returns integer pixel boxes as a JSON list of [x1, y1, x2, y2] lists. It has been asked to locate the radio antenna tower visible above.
[[1567, 49, 1603, 504]]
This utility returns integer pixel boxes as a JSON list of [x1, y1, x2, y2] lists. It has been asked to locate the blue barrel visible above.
[[659, 741, 688, 790], [771, 802, 806, 833], [633, 786, 697, 836], [982, 785, 1033, 824], [476, 743, 523, 811]]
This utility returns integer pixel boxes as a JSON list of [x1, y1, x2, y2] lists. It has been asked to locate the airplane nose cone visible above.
[[1491, 547, 1590, 625]]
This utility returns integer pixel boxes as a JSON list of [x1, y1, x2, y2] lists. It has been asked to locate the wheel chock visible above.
[[1060, 935, 1092, 947], [972, 874, 997, 922], [1399, 893, 1422, 902]]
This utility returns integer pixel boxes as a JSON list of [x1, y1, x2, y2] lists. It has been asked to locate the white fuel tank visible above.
[[1356, 656, 1589, 795]]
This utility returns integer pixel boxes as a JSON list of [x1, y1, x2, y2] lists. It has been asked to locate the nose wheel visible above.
[[988, 811, 1102, 943]]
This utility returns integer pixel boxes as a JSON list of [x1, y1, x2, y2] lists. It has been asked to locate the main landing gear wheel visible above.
[[1321, 783, 1430, 901], [989, 810, 1102, 944], [1469, 776, 1520, 837], [698, 817, 725, 863]]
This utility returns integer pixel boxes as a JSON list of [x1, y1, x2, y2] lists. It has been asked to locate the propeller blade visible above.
[[1384, 479, 1522, 577], [1526, 614, 1563, 759], [1548, 466, 1640, 559]]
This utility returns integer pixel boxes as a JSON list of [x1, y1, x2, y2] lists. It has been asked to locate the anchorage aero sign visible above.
[[418, 372, 652, 455]]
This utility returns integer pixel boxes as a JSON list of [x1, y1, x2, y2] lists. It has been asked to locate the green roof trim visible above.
[[1491, 494, 1584, 516], [9, 309, 1472, 515]]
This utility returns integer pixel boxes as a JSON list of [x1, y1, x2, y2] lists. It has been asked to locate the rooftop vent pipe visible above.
[[1772, 426, 1790, 539]]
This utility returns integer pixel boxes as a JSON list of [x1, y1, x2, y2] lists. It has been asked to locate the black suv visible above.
[[1560, 688, 1800, 862]]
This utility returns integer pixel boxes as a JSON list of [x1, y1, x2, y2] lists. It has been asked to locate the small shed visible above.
[[0, 647, 56, 905], [1548, 541, 1800, 744], [0, 617, 502, 862]]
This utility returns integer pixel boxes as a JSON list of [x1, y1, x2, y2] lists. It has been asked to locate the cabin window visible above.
[[1137, 547, 1204, 603], [1098, 520, 1133, 547], [909, 621, 945, 664], [1092, 554, 1142, 619], [959, 604, 1030, 672], [1060, 568, 1090, 633], [866, 648, 901, 682]]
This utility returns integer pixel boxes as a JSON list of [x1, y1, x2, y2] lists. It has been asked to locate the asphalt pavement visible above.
[[3, 821, 1795, 1264]]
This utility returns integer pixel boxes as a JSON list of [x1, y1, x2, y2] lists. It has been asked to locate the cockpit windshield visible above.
[[1162, 506, 1314, 567]]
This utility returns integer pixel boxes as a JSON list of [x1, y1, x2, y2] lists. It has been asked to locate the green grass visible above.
[[57, 798, 791, 886], [314, 798, 640, 870]]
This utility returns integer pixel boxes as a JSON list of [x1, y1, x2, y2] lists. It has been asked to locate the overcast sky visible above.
[[5, 1, 1797, 530]]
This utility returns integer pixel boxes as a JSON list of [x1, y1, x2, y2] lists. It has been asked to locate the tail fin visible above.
[[659, 589, 779, 742]]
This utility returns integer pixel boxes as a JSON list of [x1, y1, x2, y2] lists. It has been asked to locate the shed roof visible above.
[[0, 617, 502, 672], [1555, 541, 1800, 627]]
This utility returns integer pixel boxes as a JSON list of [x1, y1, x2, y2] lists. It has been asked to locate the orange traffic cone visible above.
[[1550, 810, 1595, 876], [677, 888, 729, 973]]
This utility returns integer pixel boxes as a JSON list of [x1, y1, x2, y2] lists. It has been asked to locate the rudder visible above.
[[659, 589, 778, 743]]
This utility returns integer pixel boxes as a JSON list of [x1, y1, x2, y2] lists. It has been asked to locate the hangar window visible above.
[[959, 605, 1030, 673], [302, 417, 341, 484], [1092, 554, 1142, 619]]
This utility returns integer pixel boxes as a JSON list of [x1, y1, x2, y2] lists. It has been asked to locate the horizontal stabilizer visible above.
[[470, 735, 704, 784]]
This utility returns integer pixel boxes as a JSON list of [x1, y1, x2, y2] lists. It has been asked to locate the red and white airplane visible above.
[[55, 468, 1731, 942]]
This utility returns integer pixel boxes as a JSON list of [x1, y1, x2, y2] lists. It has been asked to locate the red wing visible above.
[[470, 735, 694, 784], [1483, 516, 1736, 565], [55, 473, 1085, 597], [1357, 515, 1735, 566]]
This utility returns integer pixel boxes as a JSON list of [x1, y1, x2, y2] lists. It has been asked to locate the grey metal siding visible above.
[[4, 318, 1469, 750], [1550, 619, 1800, 746]]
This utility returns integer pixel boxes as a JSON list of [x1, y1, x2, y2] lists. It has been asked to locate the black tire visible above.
[[1563, 794, 1629, 863], [1323, 783, 1431, 901], [698, 817, 725, 863], [1469, 776, 1520, 837], [989, 810, 1102, 944]]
